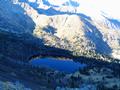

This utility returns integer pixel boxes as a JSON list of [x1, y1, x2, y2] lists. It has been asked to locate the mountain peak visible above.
[[0, 0, 120, 59]]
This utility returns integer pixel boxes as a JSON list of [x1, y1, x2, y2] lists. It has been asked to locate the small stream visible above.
[[30, 58, 86, 73]]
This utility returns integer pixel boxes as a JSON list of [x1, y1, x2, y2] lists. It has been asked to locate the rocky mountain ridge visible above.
[[0, 0, 120, 59]]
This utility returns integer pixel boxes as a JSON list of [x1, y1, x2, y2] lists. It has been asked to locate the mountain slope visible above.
[[0, 0, 120, 59]]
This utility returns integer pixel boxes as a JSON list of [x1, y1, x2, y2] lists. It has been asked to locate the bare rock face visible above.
[[0, 0, 120, 59]]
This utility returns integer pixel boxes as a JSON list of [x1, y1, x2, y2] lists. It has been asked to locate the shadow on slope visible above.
[[43, 25, 57, 34], [80, 15, 112, 55], [0, 30, 73, 62], [0, 0, 35, 33], [105, 16, 120, 29]]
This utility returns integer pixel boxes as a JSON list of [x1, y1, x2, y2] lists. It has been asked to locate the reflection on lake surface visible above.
[[30, 58, 86, 73]]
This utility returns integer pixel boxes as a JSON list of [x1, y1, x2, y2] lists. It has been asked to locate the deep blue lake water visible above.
[[30, 58, 86, 73]]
